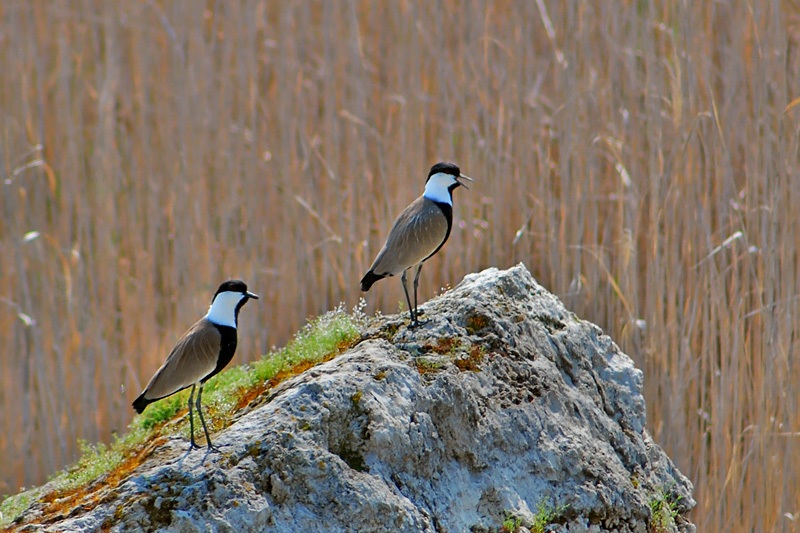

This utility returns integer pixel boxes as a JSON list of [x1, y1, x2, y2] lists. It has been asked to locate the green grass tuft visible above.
[[0, 488, 40, 528], [251, 304, 360, 382], [501, 512, 523, 532], [48, 423, 154, 495], [51, 440, 125, 492], [138, 394, 187, 431], [531, 501, 568, 533], [649, 488, 682, 533], [501, 501, 568, 533]]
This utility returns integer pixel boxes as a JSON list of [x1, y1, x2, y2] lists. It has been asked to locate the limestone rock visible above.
[[15, 264, 694, 532]]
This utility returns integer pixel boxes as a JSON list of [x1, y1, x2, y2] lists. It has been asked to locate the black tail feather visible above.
[[132, 393, 152, 414], [360, 270, 385, 291]]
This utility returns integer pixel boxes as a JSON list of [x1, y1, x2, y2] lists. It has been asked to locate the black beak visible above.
[[246, 291, 259, 300], [457, 173, 474, 190]]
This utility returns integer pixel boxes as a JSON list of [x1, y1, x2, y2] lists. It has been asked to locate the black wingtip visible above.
[[360, 271, 384, 291], [132, 394, 151, 414]]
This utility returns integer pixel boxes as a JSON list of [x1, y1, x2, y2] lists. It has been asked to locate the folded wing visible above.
[[139, 319, 222, 402], [367, 197, 450, 278]]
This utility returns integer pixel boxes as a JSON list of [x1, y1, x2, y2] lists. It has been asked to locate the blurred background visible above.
[[1, 1, 799, 530]]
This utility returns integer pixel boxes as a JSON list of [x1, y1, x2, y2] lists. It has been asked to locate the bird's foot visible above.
[[408, 317, 428, 329], [204, 444, 223, 456]]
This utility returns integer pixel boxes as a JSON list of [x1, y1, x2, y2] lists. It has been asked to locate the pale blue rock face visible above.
[[21, 264, 694, 533]]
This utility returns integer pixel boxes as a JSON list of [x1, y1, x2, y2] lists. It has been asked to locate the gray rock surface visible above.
[[14, 264, 694, 532]]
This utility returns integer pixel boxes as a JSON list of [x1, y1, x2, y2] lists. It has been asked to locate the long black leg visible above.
[[187, 384, 199, 449], [412, 263, 424, 321], [401, 269, 416, 325], [195, 383, 216, 451]]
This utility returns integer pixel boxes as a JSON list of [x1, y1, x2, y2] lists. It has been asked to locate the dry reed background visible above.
[[1, 0, 799, 530]]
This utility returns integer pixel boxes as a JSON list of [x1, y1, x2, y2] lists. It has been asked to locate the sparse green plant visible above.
[[251, 303, 361, 382], [649, 489, 682, 533], [501, 512, 523, 533], [530, 501, 568, 533], [0, 489, 38, 528], [500, 501, 567, 533], [414, 356, 448, 374], [50, 438, 128, 492]]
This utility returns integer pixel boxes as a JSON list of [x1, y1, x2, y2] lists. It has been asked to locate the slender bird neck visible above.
[[205, 291, 245, 328], [422, 172, 457, 205]]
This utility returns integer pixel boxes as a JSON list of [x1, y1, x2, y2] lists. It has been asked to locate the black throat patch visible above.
[[424, 201, 454, 261], [203, 324, 238, 383]]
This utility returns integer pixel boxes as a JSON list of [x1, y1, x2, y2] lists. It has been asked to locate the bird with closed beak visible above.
[[361, 161, 472, 327], [132, 280, 258, 451]]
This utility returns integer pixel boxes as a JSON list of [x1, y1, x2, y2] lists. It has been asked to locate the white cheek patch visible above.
[[422, 172, 457, 205], [206, 291, 245, 327]]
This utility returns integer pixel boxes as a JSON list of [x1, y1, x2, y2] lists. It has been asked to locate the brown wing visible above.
[[369, 196, 449, 277], [141, 318, 222, 401]]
